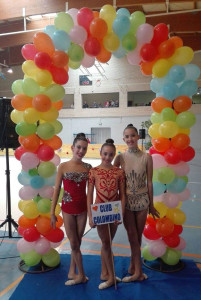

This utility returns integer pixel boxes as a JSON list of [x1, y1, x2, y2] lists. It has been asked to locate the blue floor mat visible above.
[[10, 255, 201, 300]]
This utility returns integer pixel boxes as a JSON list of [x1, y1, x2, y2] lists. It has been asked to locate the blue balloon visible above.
[[112, 15, 130, 39], [117, 8, 130, 17], [184, 64, 201, 81], [166, 177, 186, 193], [153, 182, 166, 196], [44, 25, 56, 39], [45, 173, 57, 186], [179, 80, 198, 97], [162, 82, 179, 100], [168, 65, 185, 83], [18, 171, 31, 186], [53, 30, 70, 51], [30, 175, 45, 189], [150, 77, 168, 93]]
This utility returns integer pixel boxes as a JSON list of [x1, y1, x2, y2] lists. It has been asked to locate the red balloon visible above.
[[151, 23, 169, 47], [181, 146, 195, 162], [77, 7, 94, 33], [37, 145, 55, 161], [173, 225, 183, 235], [21, 44, 38, 60], [140, 43, 157, 62], [164, 147, 182, 164], [18, 226, 26, 236], [143, 224, 161, 240], [149, 146, 164, 156], [45, 227, 64, 243], [49, 65, 69, 85], [84, 37, 101, 56], [163, 232, 180, 248], [146, 215, 157, 227], [14, 146, 27, 160], [34, 52, 52, 69], [23, 226, 40, 242]]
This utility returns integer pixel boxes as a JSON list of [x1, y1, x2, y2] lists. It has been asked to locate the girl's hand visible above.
[[51, 214, 57, 229], [149, 205, 160, 220], [89, 217, 96, 228]]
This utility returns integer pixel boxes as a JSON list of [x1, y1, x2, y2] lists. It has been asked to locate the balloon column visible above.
[[10, 4, 200, 268]]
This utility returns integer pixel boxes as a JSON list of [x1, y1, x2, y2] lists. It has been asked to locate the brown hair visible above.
[[73, 133, 88, 146], [124, 124, 138, 134], [100, 138, 116, 153]]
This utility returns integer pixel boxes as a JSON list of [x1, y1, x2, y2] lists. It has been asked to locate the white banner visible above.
[[91, 200, 122, 225]]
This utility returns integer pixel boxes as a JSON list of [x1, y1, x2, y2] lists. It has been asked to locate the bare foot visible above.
[[122, 273, 148, 283], [65, 275, 88, 286]]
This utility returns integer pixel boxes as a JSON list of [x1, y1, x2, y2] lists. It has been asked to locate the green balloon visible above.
[[54, 12, 74, 33], [24, 250, 42, 267], [122, 33, 137, 52], [161, 248, 181, 266], [15, 122, 37, 136], [142, 245, 156, 261], [29, 168, 38, 177], [22, 78, 40, 97], [37, 198, 51, 213], [38, 161, 56, 178], [161, 108, 176, 122], [68, 43, 84, 62], [50, 120, 63, 134], [11, 79, 24, 95], [176, 111, 196, 128], [153, 169, 159, 182], [42, 248, 60, 267], [69, 59, 81, 70], [129, 11, 146, 34], [33, 195, 42, 203], [43, 84, 65, 102], [157, 167, 175, 184], [151, 112, 162, 124], [37, 123, 55, 140]]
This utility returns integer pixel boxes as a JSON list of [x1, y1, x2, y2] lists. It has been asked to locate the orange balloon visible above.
[[41, 135, 62, 150], [11, 94, 33, 111], [90, 18, 108, 40], [158, 39, 175, 58], [171, 134, 190, 150], [156, 217, 174, 236], [20, 134, 41, 152], [33, 32, 55, 57], [173, 95, 192, 113], [93, 11, 99, 18], [151, 97, 172, 113], [52, 51, 69, 68], [36, 216, 51, 235], [56, 215, 63, 228], [152, 137, 171, 152], [169, 36, 183, 49], [32, 94, 52, 112], [52, 100, 63, 111], [140, 55, 160, 75], [18, 215, 38, 228], [96, 42, 111, 63]]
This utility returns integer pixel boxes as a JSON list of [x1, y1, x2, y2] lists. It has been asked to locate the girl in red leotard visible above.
[[51, 133, 91, 286], [87, 139, 125, 290]]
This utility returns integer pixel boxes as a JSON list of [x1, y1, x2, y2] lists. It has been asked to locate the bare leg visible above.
[[62, 211, 88, 285], [123, 209, 148, 282]]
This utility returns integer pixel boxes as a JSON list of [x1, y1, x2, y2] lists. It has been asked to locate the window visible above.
[[82, 93, 119, 109], [127, 91, 155, 107], [91, 128, 111, 144], [63, 94, 74, 109]]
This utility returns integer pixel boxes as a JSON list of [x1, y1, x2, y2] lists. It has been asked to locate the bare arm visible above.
[[113, 154, 121, 167], [87, 182, 95, 228], [51, 163, 63, 228], [146, 154, 160, 219], [119, 173, 126, 218]]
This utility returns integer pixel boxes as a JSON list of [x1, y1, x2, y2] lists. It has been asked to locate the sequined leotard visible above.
[[61, 163, 91, 214]]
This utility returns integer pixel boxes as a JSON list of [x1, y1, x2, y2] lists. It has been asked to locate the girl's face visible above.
[[72, 140, 88, 160], [123, 128, 139, 149], [100, 145, 116, 166]]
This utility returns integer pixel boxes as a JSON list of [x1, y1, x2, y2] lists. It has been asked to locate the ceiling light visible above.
[[7, 68, 13, 74]]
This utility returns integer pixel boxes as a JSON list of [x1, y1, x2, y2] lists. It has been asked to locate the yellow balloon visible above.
[[35, 70, 53, 87], [159, 121, 179, 138], [23, 202, 40, 219], [178, 127, 190, 135], [100, 5, 116, 32], [10, 109, 24, 124], [166, 208, 186, 225], [152, 59, 172, 78], [154, 202, 167, 218], [23, 108, 41, 124], [55, 204, 61, 216], [169, 46, 194, 65], [148, 123, 161, 138], [18, 200, 32, 212], [103, 32, 120, 52], [22, 60, 39, 77], [40, 107, 59, 122]]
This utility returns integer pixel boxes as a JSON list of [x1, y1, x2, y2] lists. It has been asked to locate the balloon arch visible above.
[[11, 5, 199, 268]]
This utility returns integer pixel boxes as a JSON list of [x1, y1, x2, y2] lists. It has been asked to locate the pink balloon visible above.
[[127, 47, 141, 65], [38, 185, 54, 198], [21, 44, 38, 60], [19, 186, 38, 200], [169, 162, 190, 176], [174, 237, 186, 251], [69, 25, 87, 44], [50, 154, 61, 166], [17, 238, 35, 253], [81, 52, 95, 68], [163, 192, 180, 208], [149, 239, 166, 257], [136, 24, 154, 45], [34, 237, 51, 254], [178, 188, 191, 201], [50, 241, 62, 248], [67, 8, 79, 25], [21, 152, 40, 171], [152, 154, 168, 169], [154, 194, 165, 203]]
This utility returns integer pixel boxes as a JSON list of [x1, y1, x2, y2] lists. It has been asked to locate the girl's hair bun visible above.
[[105, 138, 114, 144], [76, 132, 86, 139]]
